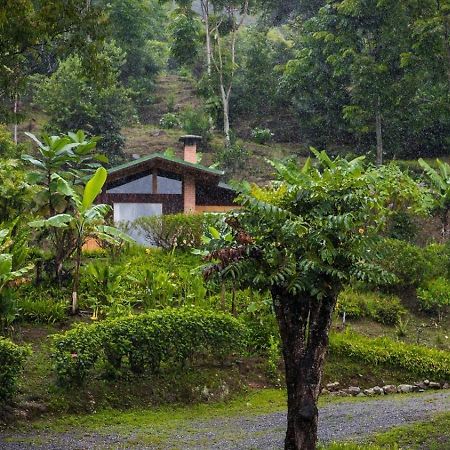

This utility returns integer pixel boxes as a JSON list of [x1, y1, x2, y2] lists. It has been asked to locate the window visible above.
[[107, 175, 152, 194], [113, 202, 162, 244], [157, 170, 182, 194]]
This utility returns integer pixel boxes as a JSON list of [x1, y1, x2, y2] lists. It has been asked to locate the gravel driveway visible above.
[[1, 391, 448, 449]]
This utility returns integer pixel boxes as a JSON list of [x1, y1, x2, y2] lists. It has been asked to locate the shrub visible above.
[[336, 288, 406, 325], [134, 213, 218, 250], [159, 113, 180, 129], [370, 238, 430, 288], [330, 331, 450, 380], [215, 142, 251, 176], [52, 308, 245, 384], [251, 127, 274, 144], [16, 297, 67, 324], [417, 277, 450, 321], [180, 106, 211, 142], [0, 337, 31, 403]]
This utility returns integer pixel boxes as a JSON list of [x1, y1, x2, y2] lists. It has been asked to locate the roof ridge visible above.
[[108, 152, 223, 176]]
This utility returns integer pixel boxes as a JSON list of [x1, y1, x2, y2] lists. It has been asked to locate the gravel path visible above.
[[0, 391, 448, 449]]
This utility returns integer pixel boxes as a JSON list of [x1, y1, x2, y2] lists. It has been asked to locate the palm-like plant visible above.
[[418, 158, 450, 239], [30, 167, 132, 313], [22, 131, 106, 282]]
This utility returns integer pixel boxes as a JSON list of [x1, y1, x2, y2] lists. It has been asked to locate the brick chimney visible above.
[[179, 135, 202, 164]]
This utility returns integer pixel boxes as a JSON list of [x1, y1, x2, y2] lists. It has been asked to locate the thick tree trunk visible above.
[[375, 98, 383, 166], [271, 287, 337, 450]]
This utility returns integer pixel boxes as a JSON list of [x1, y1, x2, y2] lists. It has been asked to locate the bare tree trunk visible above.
[[375, 97, 383, 166], [201, 0, 212, 76], [72, 244, 82, 314], [221, 85, 231, 145], [13, 93, 18, 145], [271, 287, 337, 450]]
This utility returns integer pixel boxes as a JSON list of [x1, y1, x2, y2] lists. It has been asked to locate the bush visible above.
[[330, 331, 450, 380], [159, 113, 180, 129], [0, 337, 31, 403], [180, 106, 211, 142], [370, 238, 430, 288], [134, 213, 218, 250], [215, 142, 251, 176], [336, 288, 406, 325], [52, 308, 245, 384], [17, 297, 67, 324], [417, 277, 450, 321], [251, 127, 274, 144]]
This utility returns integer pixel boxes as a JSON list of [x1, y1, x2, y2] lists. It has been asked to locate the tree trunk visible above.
[[202, 0, 212, 76], [375, 98, 383, 166], [221, 86, 231, 146], [72, 244, 82, 314], [13, 93, 18, 145], [271, 287, 337, 450]]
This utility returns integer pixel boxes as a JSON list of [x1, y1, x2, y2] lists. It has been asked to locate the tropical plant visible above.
[[251, 127, 274, 144], [29, 167, 133, 313], [23, 130, 105, 283], [201, 150, 426, 449], [417, 277, 450, 322], [418, 158, 450, 239], [0, 228, 33, 331]]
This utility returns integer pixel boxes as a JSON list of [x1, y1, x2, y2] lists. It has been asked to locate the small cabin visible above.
[[97, 135, 236, 243]]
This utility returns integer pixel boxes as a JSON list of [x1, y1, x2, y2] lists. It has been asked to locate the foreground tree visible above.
[[203, 151, 425, 449]]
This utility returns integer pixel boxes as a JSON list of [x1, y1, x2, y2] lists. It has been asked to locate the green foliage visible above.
[[168, 10, 202, 68], [336, 288, 406, 325], [16, 297, 67, 324], [215, 142, 251, 176], [250, 127, 274, 145], [370, 238, 431, 288], [134, 213, 218, 250], [180, 107, 212, 142], [417, 277, 450, 321], [33, 43, 135, 163], [265, 335, 281, 382], [330, 331, 450, 380], [52, 308, 245, 384], [0, 337, 31, 403], [159, 113, 180, 129]]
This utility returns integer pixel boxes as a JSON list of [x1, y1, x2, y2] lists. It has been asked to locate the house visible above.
[[97, 135, 236, 242]]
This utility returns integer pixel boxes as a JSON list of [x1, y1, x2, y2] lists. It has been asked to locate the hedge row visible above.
[[330, 332, 450, 380], [52, 308, 245, 384], [0, 337, 31, 403]]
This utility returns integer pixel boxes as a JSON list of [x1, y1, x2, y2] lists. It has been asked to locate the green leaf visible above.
[[0, 254, 13, 276], [209, 226, 221, 240], [82, 167, 107, 210]]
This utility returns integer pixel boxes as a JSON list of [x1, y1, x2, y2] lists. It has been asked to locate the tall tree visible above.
[[0, 0, 107, 123], [203, 152, 426, 449]]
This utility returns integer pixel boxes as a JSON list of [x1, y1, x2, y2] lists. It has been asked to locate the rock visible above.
[[429, 382, 441, 389], [414, 382, 427, 390], [418, 389, 425, 393], [345, 386, 361, 396], [326, 382, 340, 392], [424, 379, 430, 386], [443, 383, 449, 389], [363, 388, 375, 396], [382, 385, 397, 394], [356, 392, 366, 397], [373, 386, 384, 395], [321, 389, 330, 395], [397, 384, 414, 393]]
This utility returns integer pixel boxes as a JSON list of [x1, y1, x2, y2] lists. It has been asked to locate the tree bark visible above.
[[201, 0, 212, 76], [375, 97, 383, 166], [72, 243, 82, 314], [271, 287, 337, 450]]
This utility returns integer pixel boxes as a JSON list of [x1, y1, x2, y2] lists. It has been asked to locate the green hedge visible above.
[[336, 288, 406, 325], [330, 332, 450, 380], [0, 337, 31, 403], [52, 308, 245, 384]]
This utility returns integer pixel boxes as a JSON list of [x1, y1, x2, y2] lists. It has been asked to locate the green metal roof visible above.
[[108, 153, 224, 176]]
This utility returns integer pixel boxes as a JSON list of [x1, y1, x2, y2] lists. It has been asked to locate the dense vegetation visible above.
[[1, 2, 450, 450]]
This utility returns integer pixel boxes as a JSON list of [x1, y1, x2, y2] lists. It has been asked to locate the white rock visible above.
[[382, 385, 397, 394], [397, 384, 414, 393]]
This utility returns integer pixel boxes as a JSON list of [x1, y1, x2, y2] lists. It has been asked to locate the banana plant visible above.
[[418, 158, 450, 239], [30, 167, 133, 314], [22, 131, 107, 283]]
